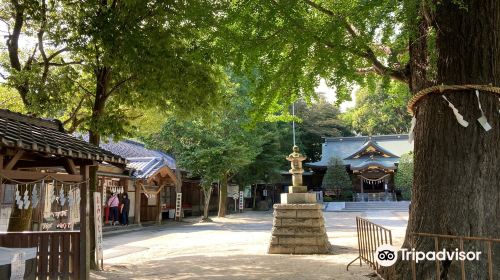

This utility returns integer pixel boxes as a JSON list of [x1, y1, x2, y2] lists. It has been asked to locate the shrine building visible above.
[[307, 134, 413, 201]]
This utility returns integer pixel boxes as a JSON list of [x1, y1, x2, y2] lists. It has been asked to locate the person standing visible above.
[[107, 192, 119, 226], [121, 193, 130, 226]]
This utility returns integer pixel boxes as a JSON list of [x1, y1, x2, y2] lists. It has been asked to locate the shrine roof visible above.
[[77, 135, 177, 179], [0, 109, 126, 164], [307, 134, 412, 168]]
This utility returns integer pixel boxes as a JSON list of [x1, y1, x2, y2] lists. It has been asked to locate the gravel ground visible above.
[[91, 210, 408, 280]]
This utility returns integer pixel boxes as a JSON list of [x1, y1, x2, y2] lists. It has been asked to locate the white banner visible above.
[[175, 193, 182, 218], [93, 192, 103, 269], [239, 191, 244, 211]]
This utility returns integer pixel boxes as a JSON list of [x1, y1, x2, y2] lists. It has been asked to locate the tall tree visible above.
[[394, 1, 500, 278], [293, 98, 353, 162], [321, 157, 351, 192], [2, 0, 226, 268], [0, 0, 86, 124], [217, 1, 499, 278], [342, 79, 411, 135], [149, 92, 262, 219]]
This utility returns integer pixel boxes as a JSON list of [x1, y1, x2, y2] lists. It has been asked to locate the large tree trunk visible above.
[[217, 174, 228, 217], [87, 66, 110, 270], [395, 1, 500, 279], [202, 186, 212, 221]]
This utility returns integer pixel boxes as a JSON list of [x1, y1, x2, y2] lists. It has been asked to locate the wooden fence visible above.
[[0, 231, 80, 279]]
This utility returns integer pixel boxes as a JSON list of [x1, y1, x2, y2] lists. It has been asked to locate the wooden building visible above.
[[0, 109, 125, 278], [88, 138, 212, 222], [307, 134, 413, 201]]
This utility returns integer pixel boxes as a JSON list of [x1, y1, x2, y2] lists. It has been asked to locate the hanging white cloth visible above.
[[475, 90, 492, 131], [442, 96, 469, 127]]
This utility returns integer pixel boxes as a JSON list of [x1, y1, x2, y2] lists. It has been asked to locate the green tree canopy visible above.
[[341, 79, 411, 135], [394, 152, 413, 200], [213, 0, 410, 119], [321, 157, 351, 190], [293, 98, 353, 162], [148, 91, 262, 218]]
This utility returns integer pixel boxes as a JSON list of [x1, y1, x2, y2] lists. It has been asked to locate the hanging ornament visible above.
[[23, 189, 30, 209], [51, 180, 57, 203], [59, 185, 66, 206], [15, 184, 21, 203], [75, 188, 81, 206], [442, 96, 469, 127], [475, 90, 492, 131], [68, 186, 74, 207], [31, 183, 40, 208]]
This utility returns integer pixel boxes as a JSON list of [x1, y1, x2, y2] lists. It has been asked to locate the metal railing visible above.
[[409, 232, 500, 280], [347, 216, 393, 277]]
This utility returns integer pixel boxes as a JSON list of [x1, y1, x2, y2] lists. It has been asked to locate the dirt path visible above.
[[91, 210, 408, 280]]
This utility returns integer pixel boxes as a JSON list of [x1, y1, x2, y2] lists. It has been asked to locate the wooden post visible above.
[[157, 185, 162, 225], [174, 168, 182, 221], [360, 176, 364, 202], [134, 181, 141, 225], [80, 164, 90, 280]]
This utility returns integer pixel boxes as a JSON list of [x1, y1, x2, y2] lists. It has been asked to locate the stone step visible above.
[[324, 201, 410, 212]]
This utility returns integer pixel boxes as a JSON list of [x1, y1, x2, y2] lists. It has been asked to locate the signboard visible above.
[[227, 184, 239, 198], [175, 193, 182, 219], [239, 191, 244, 211], [93, 192, 103, 269]]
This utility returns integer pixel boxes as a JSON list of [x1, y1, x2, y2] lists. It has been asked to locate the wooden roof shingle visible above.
[[0, 109, 126, 164]]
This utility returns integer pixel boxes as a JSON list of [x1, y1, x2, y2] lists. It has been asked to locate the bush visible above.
[[395, 152, 413, 200], [323, 196, 333, 202]]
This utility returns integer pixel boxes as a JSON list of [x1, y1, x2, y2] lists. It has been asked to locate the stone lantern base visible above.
[[268, 202, 331, 254]]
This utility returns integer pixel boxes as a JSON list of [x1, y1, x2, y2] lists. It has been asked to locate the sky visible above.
[[315, 79, 356, 112]]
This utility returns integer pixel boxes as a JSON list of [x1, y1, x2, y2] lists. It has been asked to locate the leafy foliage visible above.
[[341, 79, 411, 135], [293, 98, 353, 162], [148, 91, 262, 217], [233, 122, 284, 187], [321, 157, 351, 190], [394, 152, 413, 200], [213, 0, 412, 119], [0, 85, 25, 112]]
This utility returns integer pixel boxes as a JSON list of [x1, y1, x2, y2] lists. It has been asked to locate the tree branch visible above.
[[44, 60, 83, 66], [46, 47, 69, 61], [7, 0, 23, 72], [62, 95, 85, 126], [24, 43, 39, 70], [106, 76, 134, 98], [69, 78, 94, 98], [303, 0, 409, 83]]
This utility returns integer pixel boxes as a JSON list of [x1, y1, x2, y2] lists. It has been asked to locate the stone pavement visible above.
[[92, 210, 409, 280]]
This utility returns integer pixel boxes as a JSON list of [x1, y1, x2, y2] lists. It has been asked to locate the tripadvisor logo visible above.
[[375, 244, 398, 267], [375, 244, 482, 267]]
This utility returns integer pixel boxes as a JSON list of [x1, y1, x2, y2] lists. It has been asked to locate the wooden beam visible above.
[[64, 158, 78, 175], [134, 180, 141, 225], [5, 150, 24, 170], [0, 170, 83, 182], [79, 164, 90, 280]]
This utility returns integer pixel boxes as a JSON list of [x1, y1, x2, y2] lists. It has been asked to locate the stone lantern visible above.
[[268, 146, 331, 254]]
